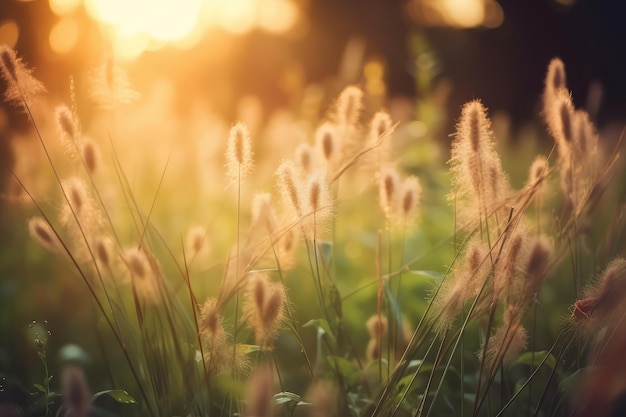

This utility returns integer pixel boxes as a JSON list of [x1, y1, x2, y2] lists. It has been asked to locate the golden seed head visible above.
[[186, 226, 208, 256], [379, 165, 399, 216], [370, 111, 393, 139], [400, 176, 422, 220], [243, 275, 287, 345], [95, 237, 113, 268], [28, 217, 60, 253], [546, 58, 567, 93], [295, 142, 314, 173], [0, 45, 17, 81], [276, 160, 302, 215], [200, 298, 221, 336], [226, 122, 253, 183], [55, 105, 78, 143], [315, 122, 340, 164], [336, 85, 363, 126], [81, 139, 100, 174]]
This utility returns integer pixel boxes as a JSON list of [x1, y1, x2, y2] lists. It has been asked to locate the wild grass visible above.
[[1, 44, 626, 417]]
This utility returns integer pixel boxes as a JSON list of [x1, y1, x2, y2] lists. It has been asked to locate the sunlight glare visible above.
[[80, 0, 299, 58], [49, 0, 81, 16], [49, 18, 79, 54]]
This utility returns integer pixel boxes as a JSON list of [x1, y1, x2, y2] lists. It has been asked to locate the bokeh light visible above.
[[46, 0, 300, 59], [0, 19, 20, 48], [407, 0, 504, 28], [49, 18, 79, 54]]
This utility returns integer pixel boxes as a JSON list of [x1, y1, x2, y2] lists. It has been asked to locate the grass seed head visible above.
[[400, 176, 422, 222], [226, 122, 254, 183], [336, 85, 363, 126], [379, 165, 399, 218], [243, 275, 287, 346], [28, 217, 61, 253], [62, 365, 90, 417], [276, 160, 302, 215], [0, 45, 45, 111]]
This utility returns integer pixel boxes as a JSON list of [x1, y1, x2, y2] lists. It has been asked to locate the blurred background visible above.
[[1, 0, 625, 130]]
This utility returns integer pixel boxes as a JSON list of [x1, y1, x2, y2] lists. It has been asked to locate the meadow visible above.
[[0, 36, 625, 417]]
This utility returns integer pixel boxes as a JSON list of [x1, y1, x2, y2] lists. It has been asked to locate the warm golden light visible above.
[[407, 0, 503, 29], [49, 17, 79, 54], [0, 20, 20, 48], [70, 0, 300, 58], [49, 0, 81, 16]]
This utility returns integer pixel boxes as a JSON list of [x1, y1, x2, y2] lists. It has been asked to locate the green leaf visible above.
[[407, 270, 444, 281], [383, 282, 403, 337], [326, 356, 354, 376], [92, 390, 137, 404], [512, 351, 556, 370], [559, 368, 589, 394], [33, 383, 46, 393], [274, 392, 310, 406], [303, 319, 335, 344], [236, 344, 263, 355]]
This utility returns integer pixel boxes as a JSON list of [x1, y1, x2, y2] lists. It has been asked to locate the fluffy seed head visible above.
[[243, 275, 287, 346], [200, 297, 222, 337], [186, 226, 209, 258], [529, 155, 548, 187], [302, 171, 332, 237], [523, 235, 552, 301], [295, 142, 315, 174], [81, 138, 101, 174], [198, 297, 238, 374], [370, 111, 393, 139], [276, 227, 298, 271], [28, 217, 61, 253], [95, 236, 113, 269], [483, 311, 527, 369], [59, 177, 99, 232], [0, 45, 17, 82], [548, 90, 575, 158], [542, 58, 567, 130], [276, 160, 302, 215], [88, 58, 139, 108], [378, 165, 399, 217], [400, 176, 422, 221], [546, 58, 566, 95], [575, 258, 626, 328], [62, 365, 90, 417], [226, 122, 254, 183], [315, 122, 341, 165], [494, 229, 527, 300], [336, 85, 363, 126], [55, 105, 79, 144], [0, 45, 45, 111], [432, 237, 491, 333], [449, 100, 508, 220], [124, 247, 160, 304]]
